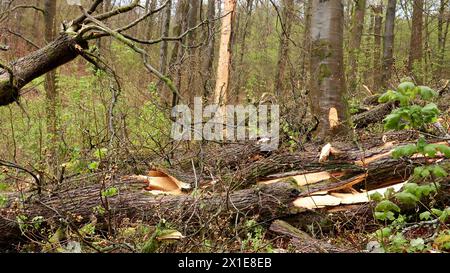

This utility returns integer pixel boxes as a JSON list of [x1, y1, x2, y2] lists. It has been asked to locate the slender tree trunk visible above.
[[235, 0, 254, 103], [348, 0, 366, 95], [202, 0, 217, 100], [159, 0, 172, 75], [168, 0, 189, 107], [44, 0, 59, 175], [186, 0, 200, 102], [274, 0, 294, 98], [301, 0, 313, 88], [309, 0, 348, 140], [372, 4, 383, 92], [408, 0, 424, 84], [145, 0, 158, 40], [381, 0, 397, 88], [214, 0, 237, 107], [437, 0, 449, 79]]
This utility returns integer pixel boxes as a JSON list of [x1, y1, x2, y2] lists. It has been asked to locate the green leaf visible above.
[[423, 144, 438, 158], [370, 192, 384, 202], [435, 145, 450, 158], [392, 144, 417, 159], [384, 112, 402, 130], [398, 82, 416, 93], [418, 86, 438, 100], [410, 238, 425, 250], [375, 200, 401, 213], [420, 211, 431, 221], [101, 187, 119, 198], [375, 211, 396, 221], [375, 227, 392, 239], [403, 183, 419, 194], [0, 194, 7, 208], [431, 209, 443, 217], [439, 210, 449, 222], [93, 148, 108, 159], [395, 192, 419, 206], [379, 90, 398, 103], [384, 188, 396, 199], [413, 167, 425, 178], [421, 103, 440, 121], [88, 161, 100, 171], [431, 165, 448, 178]]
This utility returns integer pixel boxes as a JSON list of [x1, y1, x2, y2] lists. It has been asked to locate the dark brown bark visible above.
[[309, 0, 349, 140], [159, 0, 172, 74], [381, 0, 397, 88], [0, 181, 299, 246], [348, 0, 366, 94], [44, 0, 59, 173], [274, 0, 294, 97], [232, 136, 441, 192], [437, 0, 449, 78], [269, 220, 353, 252], [372, 4, 383, 93], [300, 0, 312, 87], [201, 0, 217, 99], [0, 34, 86, 106], [352, 102, 396, 128], [408, 0, 424, 84], [235, 0, 254, 103]]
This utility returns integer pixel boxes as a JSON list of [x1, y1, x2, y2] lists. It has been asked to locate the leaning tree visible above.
[[0, 0, 212, 107]]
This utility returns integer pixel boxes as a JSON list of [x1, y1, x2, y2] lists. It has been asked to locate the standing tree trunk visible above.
[[408, 0, 424, 84], [348, 0, 366, 95], [145, 0, 158, 40], [168, 0, 189, 107], [202, 0, 217, 100], [381, 0, 397, 88], [437, 0, 449, 79], [309, 0, 348, 141], [372, 4, 383, 92], [274, 0, 294, 98], [301, 0, 313, 88], [159, 0, 172, 75], [213, 0, 237, 108], [44, 0, 59, 175], [235, 0, 254, 103]]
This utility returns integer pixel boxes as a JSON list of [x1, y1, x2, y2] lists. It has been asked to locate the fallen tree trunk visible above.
[[232, 138, 448, 192], [0, 180, 300, 247], [269, 220, 353, 253], [352, 102, 395, 128]]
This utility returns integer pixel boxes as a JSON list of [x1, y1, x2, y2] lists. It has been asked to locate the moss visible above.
[[312, 40, 332, 61], [318, 63, 332, 83]]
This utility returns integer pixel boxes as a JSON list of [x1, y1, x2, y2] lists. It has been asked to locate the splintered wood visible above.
[[128, 140, 449, 211], [128, 169, 191, 195]]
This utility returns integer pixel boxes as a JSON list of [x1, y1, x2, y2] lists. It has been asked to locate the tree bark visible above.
[[274, 0, 294, 97], [437, 0, 449, 79], [381, 0, 397, 88], [269, 220, 353, 252], [348, 0, 366, 95], [408, 0, 424, 84], [372, 4, 383, 93], [0, 34, 86, 106], [309, 0, 348, 140], [159, 0, 172, 75], [232, 135, 444, 191], [44, 0, 59, 174], [201, 0, 217, 100], [0, 181, 300, 246]]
